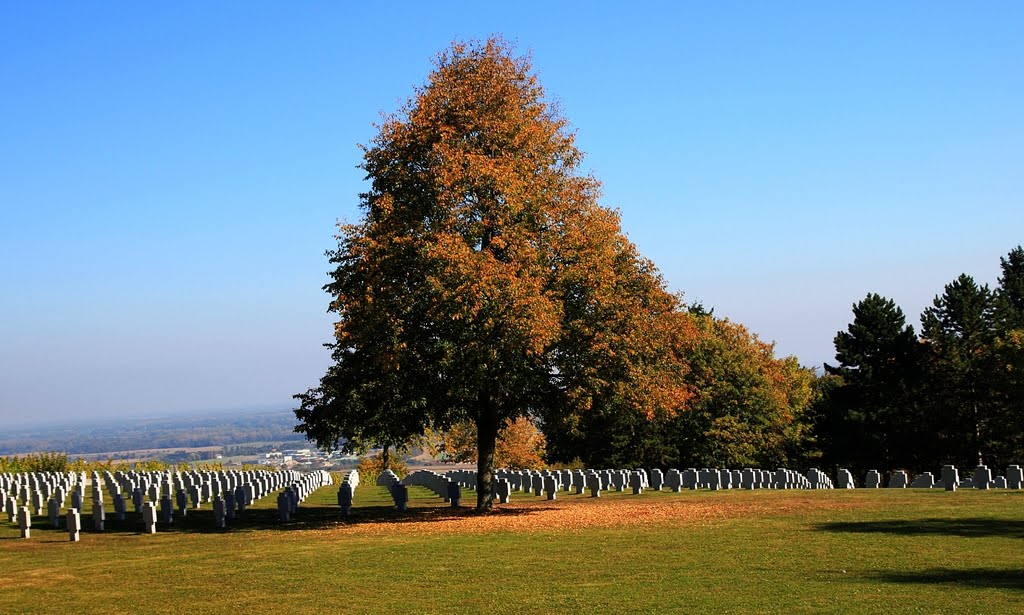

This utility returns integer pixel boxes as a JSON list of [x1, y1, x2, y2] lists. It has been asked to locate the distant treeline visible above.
[[386, 246, 1023, 475], [0, 410, 307, 455], [0, 452, 262, 474], [813, 245, 1024, 474]]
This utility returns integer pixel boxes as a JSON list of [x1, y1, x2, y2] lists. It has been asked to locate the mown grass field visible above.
[[0, 480, 1021, 614]]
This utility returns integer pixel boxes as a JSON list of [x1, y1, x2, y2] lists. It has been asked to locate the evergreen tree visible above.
[[823, 293, 923, 471], [920, 274, 997, 466], [994, 245, 1024, 332], [992, 246, 1024, 464]]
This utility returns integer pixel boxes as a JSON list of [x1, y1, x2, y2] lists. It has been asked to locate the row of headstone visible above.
[[278, 471, 333, 522], [403, 470, 462, 507], [13, 503, 84, 542], [432, 466, 834, 501], [375, 470, 409, 511], [861, 464, 1024, 491], [392, 466, 845, 506], [481, 464, 1024, 494], [337, 470, 360, 515], [98, 469, 300, 511], [486, 466, 837, 497], [3, 468, 305, 539], [1, 471, 82, 518]]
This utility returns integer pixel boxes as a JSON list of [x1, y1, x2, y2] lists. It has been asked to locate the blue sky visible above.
[[2, 3, 1021, 425]]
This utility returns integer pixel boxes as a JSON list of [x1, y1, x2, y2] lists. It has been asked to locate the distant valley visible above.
[[0, 408, 309, 456]]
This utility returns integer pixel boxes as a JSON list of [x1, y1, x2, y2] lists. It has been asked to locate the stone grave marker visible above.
[[339, 482, 353, 516], [213, 496, 226, 529], [277, 492, 290, 522], [142, 502, 157, 534], [447, 481, 461, 508], [160, 495, 174, 524], [1007, 465, 1023, 490], [48, 498, 61, 527], [665, 470, 682, 493], [910, 472, 935, 488], [391, 483, 410, 510], [92, 501, 105, 531], [225, 490, 236, 520], [17, 506, 31, 538], [494, 479, 510, 504], [941, 465, 959, 491], [630, 472, 643, 495], [113, 492, 127, 521], [67, 509, 81, 542], [973, 465, 992, 490]]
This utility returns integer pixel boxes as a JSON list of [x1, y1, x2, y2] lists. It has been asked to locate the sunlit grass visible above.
[[0, 483, 1021, 614]]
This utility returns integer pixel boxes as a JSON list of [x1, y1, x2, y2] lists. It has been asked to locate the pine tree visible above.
[[992, 246, 1024, 464], [822, 293, 923, 471], [994, 246, 1024, 332], [921, 274, 997, 466]]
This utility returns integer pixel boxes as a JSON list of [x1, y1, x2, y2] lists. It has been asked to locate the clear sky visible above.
[[2, 3, 1021, 426]]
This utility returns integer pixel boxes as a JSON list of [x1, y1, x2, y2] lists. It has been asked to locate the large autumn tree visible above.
[[295, 38, 687, 509]]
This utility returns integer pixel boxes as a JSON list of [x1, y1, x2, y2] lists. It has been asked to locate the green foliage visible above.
[[355, 450, 408, 486], [296, 38, 687, 508], [820, 293, 924, 472], [0, 454, 175, 475], [82, 458, 132, 473], [131, 459, 171, 472], [994, 246, 1024, 331], [545, 311, 818, 470], [819, 246, 1024, 471], [991, 247, 1024, 461], [921, 274, 1000, 467], [1, 486, 1021, 614], [545, 458, 585, 471], [676, 315, 817, 469], [0, 452, 69, 473]]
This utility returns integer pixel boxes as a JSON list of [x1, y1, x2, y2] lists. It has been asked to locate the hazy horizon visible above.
[[1, 401, 297, 430]]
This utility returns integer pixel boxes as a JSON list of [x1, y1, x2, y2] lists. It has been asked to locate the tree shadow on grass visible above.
[[19, 501, 547, 537], [865, 568, 1024, 592], [217, 502, 547, 533], [816, 518, 1024, 539]]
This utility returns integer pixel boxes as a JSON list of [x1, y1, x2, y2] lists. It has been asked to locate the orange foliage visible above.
[[430, 416, 547, 469], [299, 37, 701, 507]]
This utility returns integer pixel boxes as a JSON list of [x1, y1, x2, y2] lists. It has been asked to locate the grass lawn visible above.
[[0, 479, 1021, 614]]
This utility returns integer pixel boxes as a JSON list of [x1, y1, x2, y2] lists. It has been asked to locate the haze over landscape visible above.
[[2, 3, 1022, 426]]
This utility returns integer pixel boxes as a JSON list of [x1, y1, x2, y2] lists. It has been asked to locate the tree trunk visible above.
[[973, 403, 983, 466], [476, 394, 500, 510], [382, 445, 391, 471]]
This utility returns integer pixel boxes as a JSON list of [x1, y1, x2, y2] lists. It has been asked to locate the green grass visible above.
[[0, 483, 1021, 614]]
